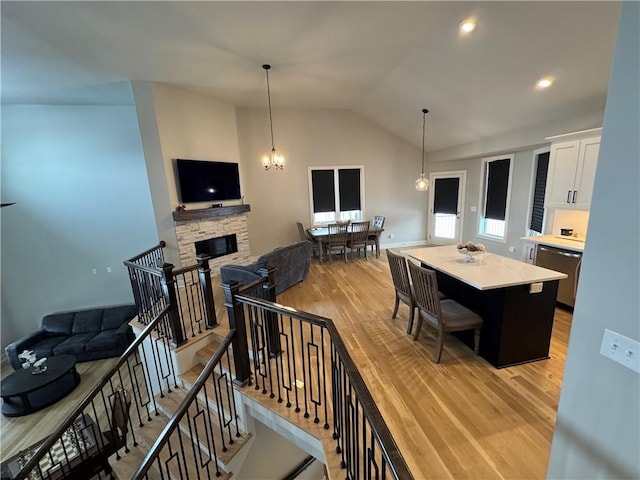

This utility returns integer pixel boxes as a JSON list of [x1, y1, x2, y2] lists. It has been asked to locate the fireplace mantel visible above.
[[172, 204, 250, 222]]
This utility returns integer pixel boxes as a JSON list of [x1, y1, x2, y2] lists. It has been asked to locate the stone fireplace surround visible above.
[[173, 205, 251, 276]]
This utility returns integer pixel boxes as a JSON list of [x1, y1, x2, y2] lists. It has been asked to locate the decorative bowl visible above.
[[457, 248, 484, 262]]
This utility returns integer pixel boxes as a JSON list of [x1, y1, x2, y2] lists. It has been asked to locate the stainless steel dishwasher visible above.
[[534, 245, 582, 307]]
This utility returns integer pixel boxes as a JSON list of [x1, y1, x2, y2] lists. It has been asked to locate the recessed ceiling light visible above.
[[459, 18, 476, 34], [536, 78, 554, 89]]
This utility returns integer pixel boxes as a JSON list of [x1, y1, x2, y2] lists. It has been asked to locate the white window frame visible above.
[[477, 154, 514, 243], [308, 165, 365, 226]]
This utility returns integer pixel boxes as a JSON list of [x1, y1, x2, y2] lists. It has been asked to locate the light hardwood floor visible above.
[[1, 249, 571, 479]]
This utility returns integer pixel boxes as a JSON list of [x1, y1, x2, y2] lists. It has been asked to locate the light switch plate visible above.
[[600, 329, 640, 374]]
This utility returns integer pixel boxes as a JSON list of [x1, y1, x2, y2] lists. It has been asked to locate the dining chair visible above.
[[297, 221, 321, 258], [326, 222, 349, 262], [386, 249, 417, 333], [368, 216, 385, 256], [407, 260, 483, 363], [347, 221, 370, 260]]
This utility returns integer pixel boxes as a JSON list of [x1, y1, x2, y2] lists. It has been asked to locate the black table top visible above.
[[1, 355, 77, 397]]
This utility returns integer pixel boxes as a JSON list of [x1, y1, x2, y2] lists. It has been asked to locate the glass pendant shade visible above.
[[415, 175, 429, 191]]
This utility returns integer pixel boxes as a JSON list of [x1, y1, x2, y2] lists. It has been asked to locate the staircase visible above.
[[108, 328, 327, 479]]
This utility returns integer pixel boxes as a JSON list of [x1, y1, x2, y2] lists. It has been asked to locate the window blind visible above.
[[433, 178, 459, 214], [338, 168, 361, 211], [311, 170, 335, 213], [529, 152, 550, 233], [484, 158, 510, 220]]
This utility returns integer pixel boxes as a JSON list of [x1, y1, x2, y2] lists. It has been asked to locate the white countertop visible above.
[[403, 245, 567, 291], [521, 235, 585, 252]]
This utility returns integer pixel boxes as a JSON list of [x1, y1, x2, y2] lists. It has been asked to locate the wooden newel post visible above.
[[161, 263, 186, 347], [196, 254, 217, 329], [222, 281, 252, 386], [259, 267, 281, 357]]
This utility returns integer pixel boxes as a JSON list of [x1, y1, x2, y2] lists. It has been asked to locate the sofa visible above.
[[5, 304, 138, 370], [220, 240, 313, 295]]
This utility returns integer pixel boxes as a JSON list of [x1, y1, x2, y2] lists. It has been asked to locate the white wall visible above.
[[236, 107, 425, 255], [0, 105, 157, 350], [132, 82, 243, 265], [547, 3, 639, 478]]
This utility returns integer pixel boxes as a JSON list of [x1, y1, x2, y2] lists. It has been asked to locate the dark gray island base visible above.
[[435, 270, 559, 368]]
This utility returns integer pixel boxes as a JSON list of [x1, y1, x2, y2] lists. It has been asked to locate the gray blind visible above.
[[529, 152, 549, 233], [433, 178, 459, 214], [311, 170, 335, 213], [485, 158, 510, 220], [338, 168, 361, 211]]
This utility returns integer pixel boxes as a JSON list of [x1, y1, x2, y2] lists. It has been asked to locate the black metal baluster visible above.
[[299, 320, 310, 418]]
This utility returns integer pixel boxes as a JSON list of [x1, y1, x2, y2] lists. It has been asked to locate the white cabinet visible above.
[[522, 241, 536, 264], [545, 129, 601, 210]]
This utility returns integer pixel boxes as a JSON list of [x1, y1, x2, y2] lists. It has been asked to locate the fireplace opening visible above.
[[195, 234, 238, 259]]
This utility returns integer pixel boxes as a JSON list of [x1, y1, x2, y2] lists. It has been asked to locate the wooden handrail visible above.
[[16, 305, 171, 479], [122, 261, 164, 276], [132, 329, 236, 479], [125, 240, 166, 263]]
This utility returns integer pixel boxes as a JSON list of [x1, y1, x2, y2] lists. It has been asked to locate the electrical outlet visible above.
[[106, 266, 112, 273], [600, 329, 640, 374], [529, 282, 543, 293], [92, 268, 97, 275], [508, 246, 515, 253]]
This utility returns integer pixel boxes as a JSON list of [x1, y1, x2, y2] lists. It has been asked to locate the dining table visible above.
[[306, 225, 384, 262]]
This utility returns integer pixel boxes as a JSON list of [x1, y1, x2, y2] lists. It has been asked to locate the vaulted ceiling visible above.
[[1, 1, 621, 152]]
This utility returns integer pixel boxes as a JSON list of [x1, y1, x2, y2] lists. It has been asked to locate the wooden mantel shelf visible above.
[[172, 204, 250, 221]]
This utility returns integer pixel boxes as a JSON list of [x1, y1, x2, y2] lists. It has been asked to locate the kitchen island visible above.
[[403, 245, 567, 368]]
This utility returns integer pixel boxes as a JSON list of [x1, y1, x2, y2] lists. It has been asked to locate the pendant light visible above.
[[415, 108, 429, 191], [260, 64, 285, 170]]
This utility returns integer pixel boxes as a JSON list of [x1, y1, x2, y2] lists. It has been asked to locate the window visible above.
[[479, 155, 513, 240], [433, 177, 460, 239], [529, 151, 550, 234], [309, 167, 364, 225]]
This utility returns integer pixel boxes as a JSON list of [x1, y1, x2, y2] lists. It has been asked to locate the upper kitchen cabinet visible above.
[[544, 128, 601, 210]]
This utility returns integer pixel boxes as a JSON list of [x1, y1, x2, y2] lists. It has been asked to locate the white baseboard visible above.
[[380, 240, 430, 250]]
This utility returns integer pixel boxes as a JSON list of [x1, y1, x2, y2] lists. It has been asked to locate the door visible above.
[[428, 171, 466, 245]]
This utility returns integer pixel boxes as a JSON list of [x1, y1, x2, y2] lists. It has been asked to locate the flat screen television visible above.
[[176, 159, 241, 203]]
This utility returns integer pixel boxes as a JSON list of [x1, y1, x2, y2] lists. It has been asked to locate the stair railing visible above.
[[132, 330, 241, 479], [124, 241, 218, 347], [221, 278, 414, 480], [12, 306, 179, 480]]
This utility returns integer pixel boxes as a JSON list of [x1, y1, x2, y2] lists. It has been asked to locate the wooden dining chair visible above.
[[347, 221, 370, 260], [368, 216, 385, 256], [386, 249, 417, 333], [297, 221, 321, 258], [326, 222, 349, 262], [407, 260, 483, 363]]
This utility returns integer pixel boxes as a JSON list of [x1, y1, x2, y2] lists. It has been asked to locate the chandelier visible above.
[[260, 64, 285, 170], [415, 108, 429, 191]]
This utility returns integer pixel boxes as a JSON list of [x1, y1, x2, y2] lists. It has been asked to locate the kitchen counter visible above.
[[403, 245, 566, 368], [521, 234, 585, 252], [404, 245, 567, 290]]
